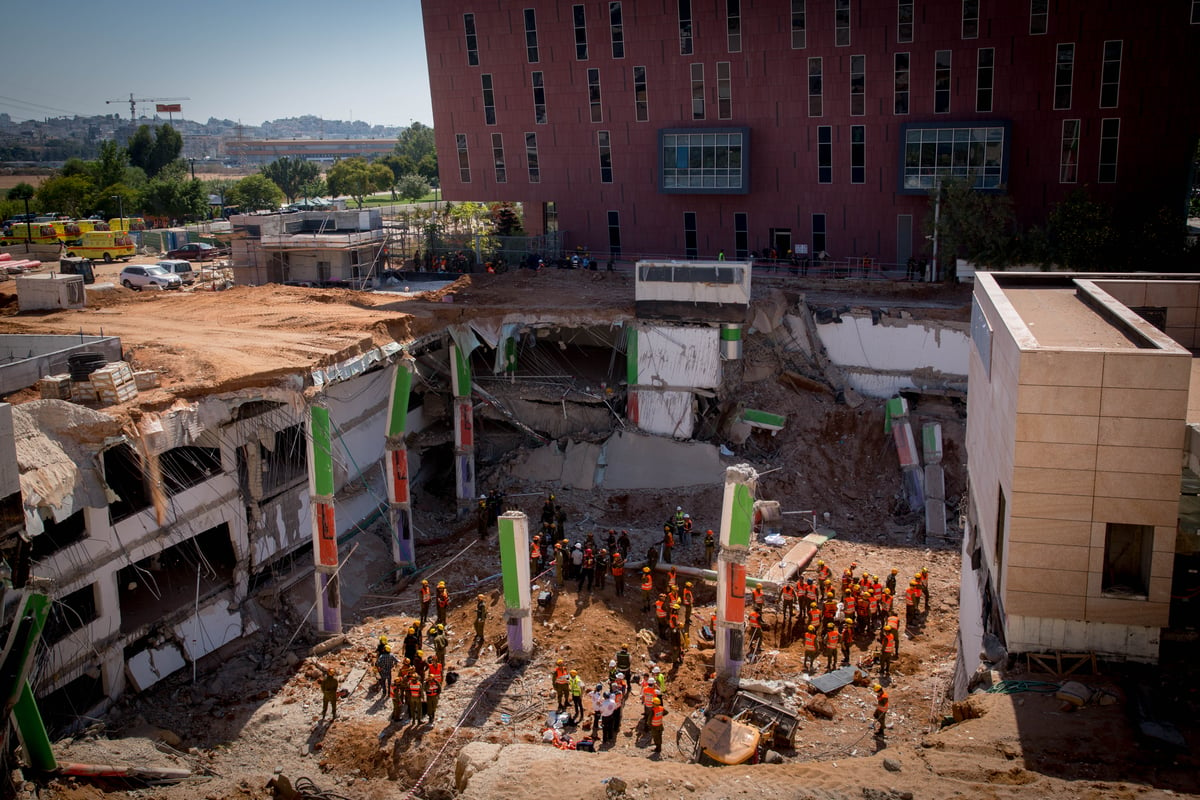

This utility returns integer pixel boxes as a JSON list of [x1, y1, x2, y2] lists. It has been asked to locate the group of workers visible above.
[[369, 585, 457, 726], [551, 647, 671, 755]]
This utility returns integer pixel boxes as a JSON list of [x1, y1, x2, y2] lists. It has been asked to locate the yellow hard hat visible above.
[[557, 658, 564, 665], [422, 579, 429, 584], [643, 567, 651, 573], [653, 697, 662, 706], [890, 568, 899, 574], [384, 644, 392, 652], [873, 683, 883, 692], [477, 594, 485, 600], [570, 669, 578, 676], [438, 580, 446, 587], [808, 625, 815, 631], [408, 626, 416, 634], [685, 581, 693, 587], [672, 604, 681, 610], [884, 625, 892, 631], [380, 635, 388, 643], [827, 623, 834, 628]]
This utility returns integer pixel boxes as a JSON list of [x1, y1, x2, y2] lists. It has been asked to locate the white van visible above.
[[156, 259, 195, 285]]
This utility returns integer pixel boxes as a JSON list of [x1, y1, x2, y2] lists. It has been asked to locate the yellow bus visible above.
[[108, 217, 146, 232], [64, 231, 136, 262], [1, 222, 60, 245]]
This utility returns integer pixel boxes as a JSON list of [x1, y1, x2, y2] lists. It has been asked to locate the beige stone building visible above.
[[958, 272, 1200, 688]]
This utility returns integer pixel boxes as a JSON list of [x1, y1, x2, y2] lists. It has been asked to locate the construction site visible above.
[[0, 249, 1198, 800]]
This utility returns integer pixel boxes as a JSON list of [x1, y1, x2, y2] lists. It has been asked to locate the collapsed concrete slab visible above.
[[510, 430, 723, 491]]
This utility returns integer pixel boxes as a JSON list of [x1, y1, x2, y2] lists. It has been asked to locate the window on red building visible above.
[[1059, 119, 1079, 183], [791, 0, 806, 49], [850, 55, 865, 116], [1030, 0, 1048, 35], [588, 68, 603, 123], [598, 131, 613, 183], [727, 0, 742, 53], [1100, 41, 1122, 109], [463, 14, 479, 66], [684, 212, 698, 258], [492, 133, 506, 184], [691, 63, 706, 120], [812, 213, 827, 256], [610, 2, 625, 59], [817, 126, 832, 183], [976, 48, 994, 113], [525, 133, 540, 183], [897, 1, 913, 43], [835, 0, 850, 47], [894, 53, 910, 114], [524, 8, 539, 64], [679, 0, 694, 55], [1054, 43, 1074, 110], [717, 62, 732, 120], [934, 50, 952, 113], [962, 0, 979, 39], [634, 66, 649, 121], [482, 74, 497, 125], [734, 212, 749, 259], [574, 5, 589, 60], [1098, 118, 1119, 183], [808, 57, 823, 117], [608, 211, 622, 257], [851, 125, 865, 184], [532, 71, 547, 124], [456, 134, 471, 183]]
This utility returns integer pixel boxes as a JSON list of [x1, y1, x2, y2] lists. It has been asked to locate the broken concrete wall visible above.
[[635, 390, 695, 439], [636, 325, 721, 389], [509, 430, 722, 491]]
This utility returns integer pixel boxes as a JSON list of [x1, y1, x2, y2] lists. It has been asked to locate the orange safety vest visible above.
[[655, 600, 667, 619], [669, 612, 679, 629], [888, 614, 900, 631], [554, 666, 569, 685], [816, 564, 831, 582], [642, 574, 653, 591], [420, 585, 431, 603], [882, 593, 894, 614], [437, 590, 449, 608], [748, 612, 761, 629], [752, 587, 764, 606], [906, 586, 919, 606], [781, 585, 795, 603], [642, 684, 658, 706], [429, 662, 443, 682], [682, 588, 693, 606], [651, 706, 665, 727], [823, 598, 838, 617], [804, 631, 818, 651], [426, 677, 441, 696], [883, 632, 897, 655], [857, 596, 870, 618], [825, 627, 839, 648], [877, 690, 890, 713], [408, 677, 422, 697], [808, 607, 822, 627], [531, 542, 541, 559], [612, 558, 624, 576]]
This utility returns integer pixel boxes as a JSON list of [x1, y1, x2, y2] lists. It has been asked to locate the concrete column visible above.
[[450, 341, 475, 515], [624, 326, 639, 426], [497, 511, 533, 660], [715, 464, 757, 680], [385, 360, 415, 570], [307, 405, 341, 633]]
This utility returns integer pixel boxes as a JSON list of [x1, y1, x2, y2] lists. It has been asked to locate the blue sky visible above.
[[0, 0, 433, 127]]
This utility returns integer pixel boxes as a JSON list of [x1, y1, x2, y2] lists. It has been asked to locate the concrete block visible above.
[[924, 463, 945, 501], [893, 420, 919, 467], [1008, 516, 1092, 547], [1146, 281, 1198, 308], [921, 422, 942, 464], [1012, 466, 1095, 496], [600, 430, 722, 490], [1020, 351, 1104, 388], [1102, 353, 1190, 391], [174, 600, 252, 661], [1015, 412, 1099, 445], [1016, 384, 1101, 416], [560, 440, 600, 490], [126, 643, 187, 692]]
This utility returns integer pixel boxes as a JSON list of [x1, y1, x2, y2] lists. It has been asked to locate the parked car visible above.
[[119, 264, 182, 291], [156, 259, 195, 285], [166, 242, 228, 261]]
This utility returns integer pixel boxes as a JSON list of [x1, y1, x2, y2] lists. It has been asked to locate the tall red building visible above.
[[422, 1, 1199, 265]]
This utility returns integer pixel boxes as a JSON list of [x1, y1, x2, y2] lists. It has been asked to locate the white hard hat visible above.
[[616, 673, 625, 680], [684, 513, 690, 519], [676, 506, 682, 511], [609, 660, 617, 667], [652, 666, 661, 674]]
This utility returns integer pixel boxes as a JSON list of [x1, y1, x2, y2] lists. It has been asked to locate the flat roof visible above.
[[1003, 287, 1143, 350]]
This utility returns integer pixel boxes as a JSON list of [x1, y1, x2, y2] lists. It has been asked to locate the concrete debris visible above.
[[883, 757, 902, 772], [805, 695, 837, 720], [738, 678, 787, 697], [455, 742, 503, 792], [311, 635, 349, 656], [511, 430, 721, 490]]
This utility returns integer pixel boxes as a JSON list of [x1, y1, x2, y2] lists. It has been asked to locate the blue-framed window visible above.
[[659, 128, 750, 194], [898, 121, 1011, 193]]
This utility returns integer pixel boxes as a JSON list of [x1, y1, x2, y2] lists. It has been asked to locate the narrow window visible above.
[[684, 212, 698, 259], [456, 134, 471, 183], [812, 213, 827, 255], [573, 5, 588, 60], [727, 0, 742, 53], [734, 212, 749, 259], [850, 54, 865, 116], [608, 210, 622, 257], [1100, 40, 1122, 109], [934, 50, 952, 113], [1099, 118, 1119, 183], [679, 0, 694, 55], [851, 124, 865, 184], [894, 53, 910, 114], [482, 74, 496, 125], [834, 0, 851, 47], [1059, 119, 1080, 183], [1102, 523, 1152, 596], [531, 71, 547, 124], [634, 66, 649, 122], [717, 62, 732, 120], [791, 0, 806, 49], [492, 133, 506, 183], [525, 132, 540, 183], [817, 125, 832, 183], [897, 1, 914, 43], [588, 68, 603, 123], [691, 63, 706, 120], [463, 13, 479, 67], [962, 0, 979, 39], [1193, 0, 1200, 24], [808, 57, 823, 117], [976, 47, 994, 112], [598, 130, 613, 183], [1054, 43, 1074, 110], [609, 2, 624, 59], [524, 8, 539, 63], [1030, 0, 1048, 35]]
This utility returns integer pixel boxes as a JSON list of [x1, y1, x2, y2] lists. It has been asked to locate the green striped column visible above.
[[308, 405, 341, 633], [716, 464, 758, 679], [386, 361, 415, 569], [720, 323, 743, 359], [451, 342, 476, 511], [497, 512, 533, 659], [5, 593, 56, 772], [625, 326, 639, 426]]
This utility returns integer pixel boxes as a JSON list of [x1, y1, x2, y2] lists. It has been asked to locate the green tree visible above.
[[127, 124, 183, 179], [126, 125, 154, 174], [300, 177, 327, 202], [204, 178, 237, 210], [395, 122, 435, 167], [142, 176, 209, 222], [924, 177, 1017, 268], [93, 141, 128, 189], [326, 157, 393, 208], [1047, 188, 1120, 270], [228, 174, 284, 211], [379, 154, 416, 199], [260, 156, 321, 202], [396, 174, 431, 203], [489, 202, 524, 236], [36, 174, 94, 218]]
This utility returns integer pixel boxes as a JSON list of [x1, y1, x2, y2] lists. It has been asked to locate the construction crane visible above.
[[105, 93, 191, 121]]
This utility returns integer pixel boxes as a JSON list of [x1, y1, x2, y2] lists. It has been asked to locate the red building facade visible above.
[[422, 1, 1199, 265]]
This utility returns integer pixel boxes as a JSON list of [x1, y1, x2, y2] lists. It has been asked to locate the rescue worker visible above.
[[807, 601, 822, 631], [652, 664, 666, 693], [431, 623, 448, 664], [477, 495, 488, 538], [578, 547, 595, 592], [474, 594, 487, 642], [570, 543, 584, 582], [641, 567, 654, 611], [376, 644, 398, 695], [618, 530, 631, 557], [390, 683, 404, 722], [319, 665, 339, 720], [919, 566, 931, 612], [669, 604, 683, 665], [649, 697, 667, 754], [885, 613, 901, 656], [530, 539, 541, 577], [541, 494, 556, 526], [419, 580, 432, 626], [873, 683, 889, 737], [803, 625, 819, 672], [880, 624, 897, 676], [595, 548, 610, 591], [655, 593, 669, 638], [747, 609, 763, 653], [840, 615, 854, 665], [886, 566, 899, 595], [681, 513, 694, 548], [704, 529, 716, 565], [660, 523, 674, 564], [376, 633, 390, 656], [611, 550, 626, 595], [816, 559, 832, 584], [554, 540, 567, 587], [403, 626, 419, 662], [640, 675, 659, 728], [436, 580, 450, 625], [781, 581, 797, 630], [681, 582, 694, 625], [824, 622, 840, 671], [569, 669, 585, 721], [905, 580, 920, 625], [553, 658, 570, 712], [405, 670, 424, 724], [412, 649, 428, 680], [615, 644, 632, 677], [751, 584, 765, 618], [424, 672, 442, 723]]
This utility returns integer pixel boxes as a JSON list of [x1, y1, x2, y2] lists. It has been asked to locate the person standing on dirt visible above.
[[704, 529, 716, 565], [681, 582, 694, 626], [681, 513, 694, 548], [477, 496, 489, 539], [640, 676, 658, 729], [570, 543, 584, 582], [641, 566, 654, 611], [530, 538, 541, 579], [880, 625, 897, 677], [595, 548, 610, 592], [552, 658, 572, 712], [823, 623, 840, 671], [431, 624, 448, 665], [419, 580, 432, 626], [318, 666, 339, 720], [918, 566, 931, 612], [905, 580, 920, 626], [541, 495, 556, 526], [747, 609, 763, 653], [803, 625, 819, 672], [873, 683, 889, 737], [405, 671, 424, 724], [611, 550, 626, 595], [649, 697, 667, 755], [568, 669, 585, 721], [660, 522, 675, 564], [886, 567, 899, 596], [424, 673, 442, 723], [780, 582, 797, 632], [474, 594, 488, 643], [436, 581, 450, 625], [578, 547, 595, 592], [376, 645, 399, 695], [403, 625, 419, 662], [618, 530, 631, 558]]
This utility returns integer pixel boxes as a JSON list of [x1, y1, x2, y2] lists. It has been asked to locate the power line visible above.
[[0, 94, 90, 118]]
